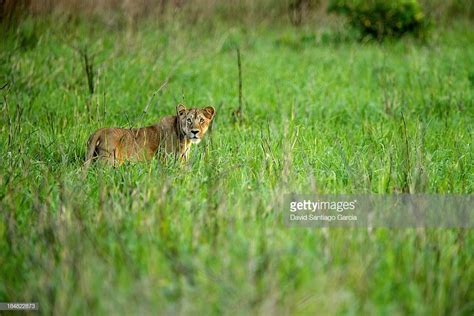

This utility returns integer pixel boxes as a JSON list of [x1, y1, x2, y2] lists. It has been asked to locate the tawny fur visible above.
[[84, 104, 215, 167]]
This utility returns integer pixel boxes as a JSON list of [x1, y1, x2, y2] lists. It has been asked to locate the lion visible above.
[[84, 104, 215, 167]]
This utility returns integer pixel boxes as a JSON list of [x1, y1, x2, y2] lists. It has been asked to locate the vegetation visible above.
[[328, 0, 429, 40], [0, 6, 473, 316]]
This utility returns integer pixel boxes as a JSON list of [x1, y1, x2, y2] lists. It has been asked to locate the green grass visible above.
[[1, 16, 473, 315]]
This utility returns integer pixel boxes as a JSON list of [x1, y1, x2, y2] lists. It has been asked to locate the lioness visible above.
[[84, 104, 215, 167]]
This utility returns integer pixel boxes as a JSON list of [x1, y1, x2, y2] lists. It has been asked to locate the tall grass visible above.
[[0, 13, 473, 315], [2, 0, 473, 30]]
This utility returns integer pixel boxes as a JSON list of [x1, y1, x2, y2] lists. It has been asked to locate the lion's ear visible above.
[[177, 104, 187, 116], [203, 106, 215, 120]]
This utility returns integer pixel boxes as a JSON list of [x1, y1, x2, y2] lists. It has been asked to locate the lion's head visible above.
[[177, 104, 215, 144]]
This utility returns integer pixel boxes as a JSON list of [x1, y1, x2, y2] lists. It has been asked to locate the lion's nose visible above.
[[191, 130, 199, 135]]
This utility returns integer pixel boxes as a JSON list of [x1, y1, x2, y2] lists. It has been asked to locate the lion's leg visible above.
[[93, 137, 119, 167], [180, 147, 190, 162]]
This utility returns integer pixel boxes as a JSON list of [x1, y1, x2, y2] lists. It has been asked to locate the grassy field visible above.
[[1, 14, 474, 315]]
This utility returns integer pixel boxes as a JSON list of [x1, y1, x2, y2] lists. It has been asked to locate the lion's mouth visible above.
[[189, 136, 201, 144]]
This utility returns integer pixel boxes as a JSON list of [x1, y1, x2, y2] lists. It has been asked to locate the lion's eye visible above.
[[200, 118, 205, 124], [187, 118, 192, 124]]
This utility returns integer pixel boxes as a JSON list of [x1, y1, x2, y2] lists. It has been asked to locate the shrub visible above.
[[328, 0, 429, 40]]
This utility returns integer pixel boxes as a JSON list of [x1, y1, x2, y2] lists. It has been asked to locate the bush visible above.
[[328, 0, 429, 40]]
